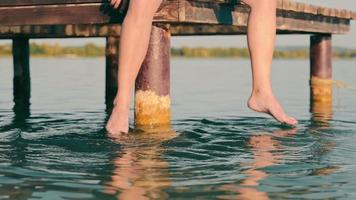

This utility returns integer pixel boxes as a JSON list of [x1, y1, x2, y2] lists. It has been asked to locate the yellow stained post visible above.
[[134, 25, 171, 130], [310, 34, 333, 122]]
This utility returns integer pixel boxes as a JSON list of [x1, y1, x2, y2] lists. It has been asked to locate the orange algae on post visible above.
[[310, 76, 333, 104], [310, 76, 333, 122], [135, 90, 171, 128]]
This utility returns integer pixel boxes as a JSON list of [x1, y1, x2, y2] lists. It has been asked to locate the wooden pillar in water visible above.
[[310, 34, 333, 121], [12, 38, 31, 108], [105, 36, 119, 109], [134, 25, 171, 129]]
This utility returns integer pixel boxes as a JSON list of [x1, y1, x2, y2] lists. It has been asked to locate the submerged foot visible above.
[[106, 106, 129, 135], [247, 91, 298, 126]]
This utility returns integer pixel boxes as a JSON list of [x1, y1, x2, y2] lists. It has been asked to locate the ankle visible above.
[[113, 97, 130, 109], [251, 88, 273, 97], [112, 104, 130, 113]]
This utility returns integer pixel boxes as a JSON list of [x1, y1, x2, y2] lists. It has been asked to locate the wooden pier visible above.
[[0, 0, 355, 129]]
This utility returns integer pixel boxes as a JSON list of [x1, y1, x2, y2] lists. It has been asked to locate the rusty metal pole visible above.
[[12, 37, 30, 108], [105, 36, 119, 110], [310, 34, 333, 122], [134, 25, 171, 130]]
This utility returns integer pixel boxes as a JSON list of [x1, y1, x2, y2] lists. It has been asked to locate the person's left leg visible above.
[[106, 0, 163, 135], [241, 0, 297, 125]]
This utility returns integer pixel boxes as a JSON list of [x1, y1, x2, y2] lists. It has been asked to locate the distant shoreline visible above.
[[1, 42, 355, 59]]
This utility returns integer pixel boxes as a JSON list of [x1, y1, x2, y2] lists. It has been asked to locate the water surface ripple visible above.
[[0, 58, 356, 199]]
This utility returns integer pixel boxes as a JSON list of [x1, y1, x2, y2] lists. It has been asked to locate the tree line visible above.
[[0, 42, 355, 59]]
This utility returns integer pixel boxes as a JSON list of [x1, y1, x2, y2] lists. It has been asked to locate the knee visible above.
[[126, 0, 162, 22], [241, 0, 276, 11]]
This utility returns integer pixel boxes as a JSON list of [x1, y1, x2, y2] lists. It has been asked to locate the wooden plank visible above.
[[171, 24, 247, 35], [0, 20, 351, 38], [183, 1, 250, 25], [0, 0, 352, 35], [277, 16, 350, 34], [277, 0, 355, 19], [0, 0, 103, 6], [0, 2, 178, 26], [0, 3, 119, 25], [0, 24, 120, 38], [180, 1, 351, 34], [0, 0, 353, 20], [0, 0, 230, 6]]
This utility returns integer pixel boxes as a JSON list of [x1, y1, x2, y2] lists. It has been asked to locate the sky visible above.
[[0, 0, 355, 48]]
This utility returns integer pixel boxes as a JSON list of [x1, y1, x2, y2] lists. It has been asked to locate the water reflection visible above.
[[309, 75, 333, 129], [218, 98, 338, 200], [0, 59, 347, 199], [106, 129, 177, 200], [0, 91, 31, 132], [308, 86, 339, 177], [238, 129, 297, 200], [219, 128, 297, 200]]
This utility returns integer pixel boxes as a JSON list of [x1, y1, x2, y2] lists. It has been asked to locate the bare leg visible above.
[[106, 0, 163, 134], [241, 0, 297, 125]]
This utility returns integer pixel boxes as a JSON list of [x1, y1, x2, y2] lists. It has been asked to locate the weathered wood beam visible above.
[[0, 24, 122, 38], [0, 0, 104, 6], [0, 23, 347, 39], [0, 1, 178, 25], [277, 0, 356, 20], [0, 0, 228, 7], [180, 1, 351, 34], [0, 1, 353, 35], [0, 0, 354, 20], [135, 25, 171, 130]]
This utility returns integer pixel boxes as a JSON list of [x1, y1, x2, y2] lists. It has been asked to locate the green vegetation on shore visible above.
[[172, 47, 356, 59], [0, 43, 104, 58], [0, 42, 355, 59]]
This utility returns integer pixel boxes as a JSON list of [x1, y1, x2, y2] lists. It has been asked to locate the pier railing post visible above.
[[134, 25, 171, 130], [105, 36, 119, 109], [310, 34, 333, 121], [12, 37, 30, 108]]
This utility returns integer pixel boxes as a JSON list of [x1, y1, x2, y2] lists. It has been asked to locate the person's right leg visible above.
[[106, 0, 163, 135], [241, 0, 297, 125]]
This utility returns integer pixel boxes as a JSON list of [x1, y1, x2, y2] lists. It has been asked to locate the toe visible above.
[[289, 117, 298, 125], [106, 125, 115, 135], [284, 116, 298, 126]]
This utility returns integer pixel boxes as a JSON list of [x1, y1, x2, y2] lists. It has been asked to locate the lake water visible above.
[[0, 57, 356, 199]]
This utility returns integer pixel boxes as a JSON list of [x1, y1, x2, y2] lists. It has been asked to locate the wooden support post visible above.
[[105, 36, 119, 110], [134, 25, 171, 130], [310, 34, 333, 122], [12, 37, 31, 108]]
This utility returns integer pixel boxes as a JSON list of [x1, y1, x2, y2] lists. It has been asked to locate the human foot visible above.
[[247, 91, 298, 126], [106, 106, 130, 135]]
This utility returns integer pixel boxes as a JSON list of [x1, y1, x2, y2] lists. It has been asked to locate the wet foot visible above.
[[247, 91, 298, 126], [106, 106, 129, 135]]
